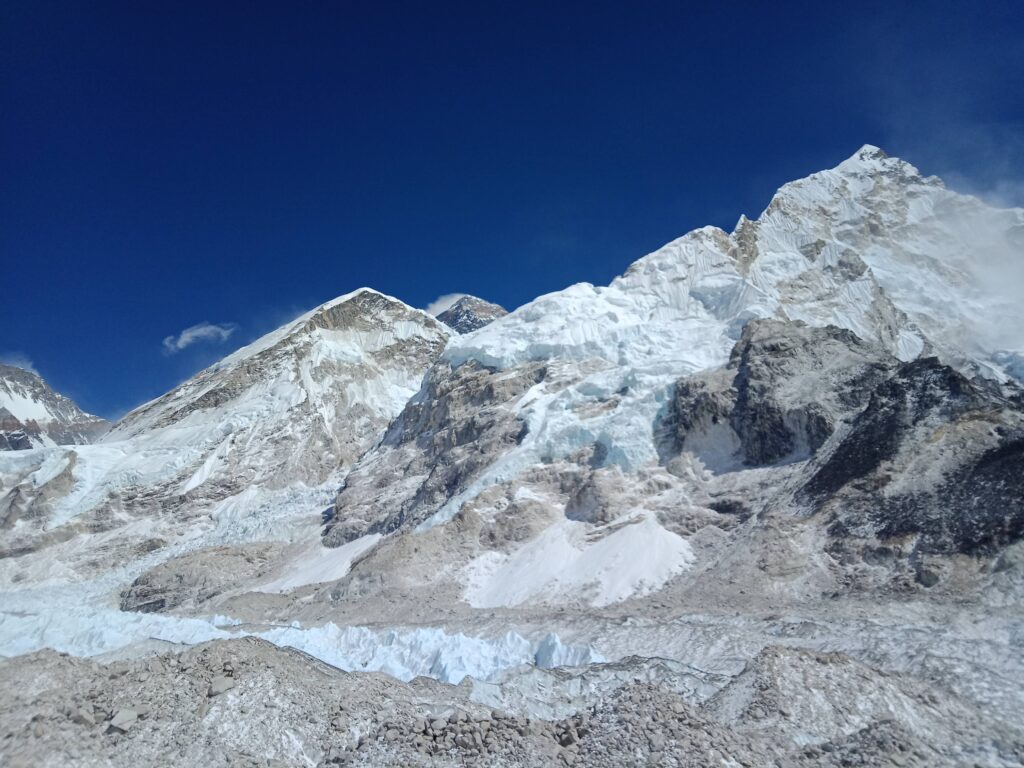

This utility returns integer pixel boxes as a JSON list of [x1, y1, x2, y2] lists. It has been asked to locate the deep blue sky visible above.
[[3, 1, 1022, 418]]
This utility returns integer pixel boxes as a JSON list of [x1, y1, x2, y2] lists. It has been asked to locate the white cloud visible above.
[[162, 322, 238, 355], [0, 352, 39, 375], [424, 293, 468, 317]]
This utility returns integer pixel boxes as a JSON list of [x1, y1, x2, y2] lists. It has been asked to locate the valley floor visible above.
[[2, 561, 1023, 767]]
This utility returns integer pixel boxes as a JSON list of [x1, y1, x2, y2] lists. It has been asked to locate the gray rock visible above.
[[668, 319, 897, 470], [70, 708, 95, 726], [208, 676, 235, 697], [802, 357, 1024, 558], [324, 360, 545, 544], [120, 543, 281, 613], [107, 709, 137, 733]]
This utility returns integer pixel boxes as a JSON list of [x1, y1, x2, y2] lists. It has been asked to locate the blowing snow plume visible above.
[[162, 321, 238, 354]]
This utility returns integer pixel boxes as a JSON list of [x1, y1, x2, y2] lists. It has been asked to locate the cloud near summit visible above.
[[0, 352, 39, 375], [423, 293, 468, 317], [162, 322, 238, 355]]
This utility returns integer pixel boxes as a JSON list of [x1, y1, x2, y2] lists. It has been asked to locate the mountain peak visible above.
[[214, 287, 441, 371], [0, 363, 108, 450], [832, 143, 925, 182], [436, 295, 508, 333], [854, 143, 888, 159]]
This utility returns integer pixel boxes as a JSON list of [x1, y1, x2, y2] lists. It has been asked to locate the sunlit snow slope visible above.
[[450, 146, 1024, 377]]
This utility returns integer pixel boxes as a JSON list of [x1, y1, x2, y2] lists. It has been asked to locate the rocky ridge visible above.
[[436, 296, 508, 334], [0, 289, 447, 571]]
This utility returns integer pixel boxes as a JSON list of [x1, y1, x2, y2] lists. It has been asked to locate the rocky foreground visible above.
[[4, 636, 1019, 768]]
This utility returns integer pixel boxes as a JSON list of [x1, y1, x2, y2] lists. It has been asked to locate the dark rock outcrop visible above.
[[667, 319, 897, 469], [323, 360, 545, 545], [667, 319, 1024, 573], [436, 296, 508, 334], [799, 357, 1024, 556]]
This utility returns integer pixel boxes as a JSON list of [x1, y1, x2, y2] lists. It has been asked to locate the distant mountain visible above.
[[0, 364, 107, 450], [106, 287, 449, 493], [436, 295, 508, 333]]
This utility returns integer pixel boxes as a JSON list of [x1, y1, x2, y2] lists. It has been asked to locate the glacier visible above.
[[0, 581, 600, 685]]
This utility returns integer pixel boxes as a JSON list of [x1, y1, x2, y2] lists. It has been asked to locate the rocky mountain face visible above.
[[0, 364, 108, 450], [661, 318, 1024, 588], [436, 296, 508, 333], [2, 147, 1024, 767], [309, 147, 1024, 608], [800, 358, 1024, 561], [322, 358, 545, 545]]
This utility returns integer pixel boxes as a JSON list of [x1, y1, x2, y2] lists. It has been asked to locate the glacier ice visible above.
[[0, 583, 601, 685]]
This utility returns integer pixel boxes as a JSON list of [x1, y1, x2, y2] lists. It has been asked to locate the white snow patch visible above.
[[462, 513, 694, 608], [28, 452, 72, 488], [179, 434, 233, 493], [256, 534, 381, 593], [0, 389, 54, 423]]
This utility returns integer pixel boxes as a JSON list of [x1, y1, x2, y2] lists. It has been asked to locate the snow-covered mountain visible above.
[[320, 145, 1024, 603], [107, 287, 447, 483], [450, 146, 1022, 376], [0, 364, 108, 450], [2, 147, 1023, 767], [0, 288, 447, 574]]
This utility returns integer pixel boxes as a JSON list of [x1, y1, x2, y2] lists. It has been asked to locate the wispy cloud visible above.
[[162, 322, 238, 355], [0, 351, 39, 375], [842, 16, 1024, 356], [849, 10, 1024, 207], [424, 293, 467, 317]]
